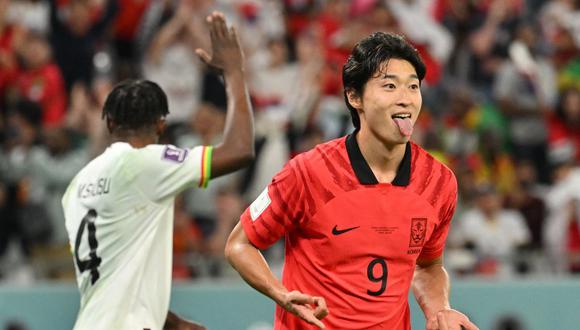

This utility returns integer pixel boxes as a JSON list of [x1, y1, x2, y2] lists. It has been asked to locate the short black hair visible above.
[[342, 32, 426, 129], [102, 79, 169, 131]]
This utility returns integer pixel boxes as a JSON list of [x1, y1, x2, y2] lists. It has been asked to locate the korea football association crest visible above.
[[407, 218, 427, 254]]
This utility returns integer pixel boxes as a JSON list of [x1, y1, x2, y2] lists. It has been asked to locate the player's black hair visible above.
[[102, 79, 169, 132], [342, 32, 426, 130]]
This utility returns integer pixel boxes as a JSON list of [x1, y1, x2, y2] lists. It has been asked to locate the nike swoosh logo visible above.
[[332, 225, 360, 235]]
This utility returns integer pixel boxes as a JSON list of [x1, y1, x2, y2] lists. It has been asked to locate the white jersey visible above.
[[62, 142, 212, 330]]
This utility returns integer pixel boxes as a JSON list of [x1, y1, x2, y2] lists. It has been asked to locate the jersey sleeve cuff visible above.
[[418, 249, 443, 261], [198, 146, 213, 189], [240, 210, 271, 250]]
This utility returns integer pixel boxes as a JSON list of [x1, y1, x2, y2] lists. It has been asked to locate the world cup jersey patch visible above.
[[161, 145, 188, 163], [250, 187, 271, 221]]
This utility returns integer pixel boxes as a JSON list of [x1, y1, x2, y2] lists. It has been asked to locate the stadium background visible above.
[[0, 0, 579, 329]]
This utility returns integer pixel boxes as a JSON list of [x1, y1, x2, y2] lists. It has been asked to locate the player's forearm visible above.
[[225, 224, 287, 305], [164, 310, 205, 330], [163, 310, 181, 329], [412, 262, 451, 320], [211, 69, 255, 178]]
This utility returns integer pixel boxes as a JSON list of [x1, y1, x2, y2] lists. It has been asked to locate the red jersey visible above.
[[241, 134, 457, 329]]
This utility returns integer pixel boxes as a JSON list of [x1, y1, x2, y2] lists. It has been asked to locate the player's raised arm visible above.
[[195, 12, 255, 178]]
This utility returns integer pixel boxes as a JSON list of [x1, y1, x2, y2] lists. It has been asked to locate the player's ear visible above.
[[106, 118, 116, 134], [156, 118, 167, 136], [346, 88, 362, 110]]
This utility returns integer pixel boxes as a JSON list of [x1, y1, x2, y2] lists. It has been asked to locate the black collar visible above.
[[345, 133, 411, 186]]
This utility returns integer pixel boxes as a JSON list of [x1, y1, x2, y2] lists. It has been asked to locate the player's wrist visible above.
[[269, 287, 290, 307], [223, 66, 245, 78], [425, 307, 452, 321]]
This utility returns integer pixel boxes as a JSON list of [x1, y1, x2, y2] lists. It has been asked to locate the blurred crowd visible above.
[[0, 0, 578, 284]]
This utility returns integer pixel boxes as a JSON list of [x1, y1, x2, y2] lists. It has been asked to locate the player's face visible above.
[[349, 58, 422, 146]]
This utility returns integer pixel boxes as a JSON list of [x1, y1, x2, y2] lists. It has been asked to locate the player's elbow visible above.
[[237, 149, 255, 167], [216, 142, 255, 169], [234, 138, 255, 165], [230, 146, 255, 171], [224, 235, 240, 266], [224, 223, 251, 266]]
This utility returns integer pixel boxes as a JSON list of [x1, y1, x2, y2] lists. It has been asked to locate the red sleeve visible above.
[[419, 173, 457, 260], [241, 162, 305, 250]]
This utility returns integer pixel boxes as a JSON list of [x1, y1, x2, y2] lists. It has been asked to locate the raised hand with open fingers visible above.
[[279, 290, 329, 329], [195, 12, 244, 74], [426, 309, 479, 330]]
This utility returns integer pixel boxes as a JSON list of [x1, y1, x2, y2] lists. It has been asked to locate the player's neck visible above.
[[356, 129, 406, 184], [111, 134, 158, 149]]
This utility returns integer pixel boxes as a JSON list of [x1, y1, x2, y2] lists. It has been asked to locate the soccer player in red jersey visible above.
[[225, 32, 478, 330]]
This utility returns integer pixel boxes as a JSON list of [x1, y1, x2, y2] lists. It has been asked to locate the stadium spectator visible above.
[[142, 0, 206, 126], [387, 0, 454, 86], [48, 0, 118, 91], [13, 31, 67, 127], [0, 0, 24, 107], [0, 101, 50, 271], [493, 20, 558, 183], [5, 0, 50, 34], [457, 184, 531, 276], [547, 87, 580, 163], [468, 0, 524, 91], [111, 0, 152, 79], [65, 79, 111, 157], [544, 157, 580, 274]]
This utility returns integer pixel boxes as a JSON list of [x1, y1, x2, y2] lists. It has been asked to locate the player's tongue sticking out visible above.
[[393, 116, 413, 137]]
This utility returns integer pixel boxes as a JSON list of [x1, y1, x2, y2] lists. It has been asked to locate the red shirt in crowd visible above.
[[15, 63, 67, 126], [0, 26, 20, 99], [547, 112, 580, 162]]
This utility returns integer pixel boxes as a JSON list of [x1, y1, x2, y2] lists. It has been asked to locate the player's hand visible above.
[[426, 309, 478, 330], [279, 290, 329, 329], [195, 11, 244, 74]]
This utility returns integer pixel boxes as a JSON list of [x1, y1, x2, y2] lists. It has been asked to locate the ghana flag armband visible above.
[[199, 146, 213, 188]]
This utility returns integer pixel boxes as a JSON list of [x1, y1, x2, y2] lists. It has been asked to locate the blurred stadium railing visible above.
[[1, 279, 580, 330]]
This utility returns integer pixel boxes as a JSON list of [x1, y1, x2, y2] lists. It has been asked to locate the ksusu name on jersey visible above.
[[78, 178, 111, 199]]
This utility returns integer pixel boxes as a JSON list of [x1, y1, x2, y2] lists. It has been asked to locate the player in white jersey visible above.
[[62, 12, 254, 330]]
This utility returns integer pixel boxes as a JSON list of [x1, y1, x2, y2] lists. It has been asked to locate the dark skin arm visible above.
[[413, 257, 478, 330], [163, 12, 254, 330], [164, 311, 206, 330], [195, 12, 255, 178], [225, 222, 329, 328]]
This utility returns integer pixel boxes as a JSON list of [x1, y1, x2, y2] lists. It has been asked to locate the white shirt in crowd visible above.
[[143, 44, 203, 125], [544, 167, 580, 273], [458, 208, 530, 260]]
